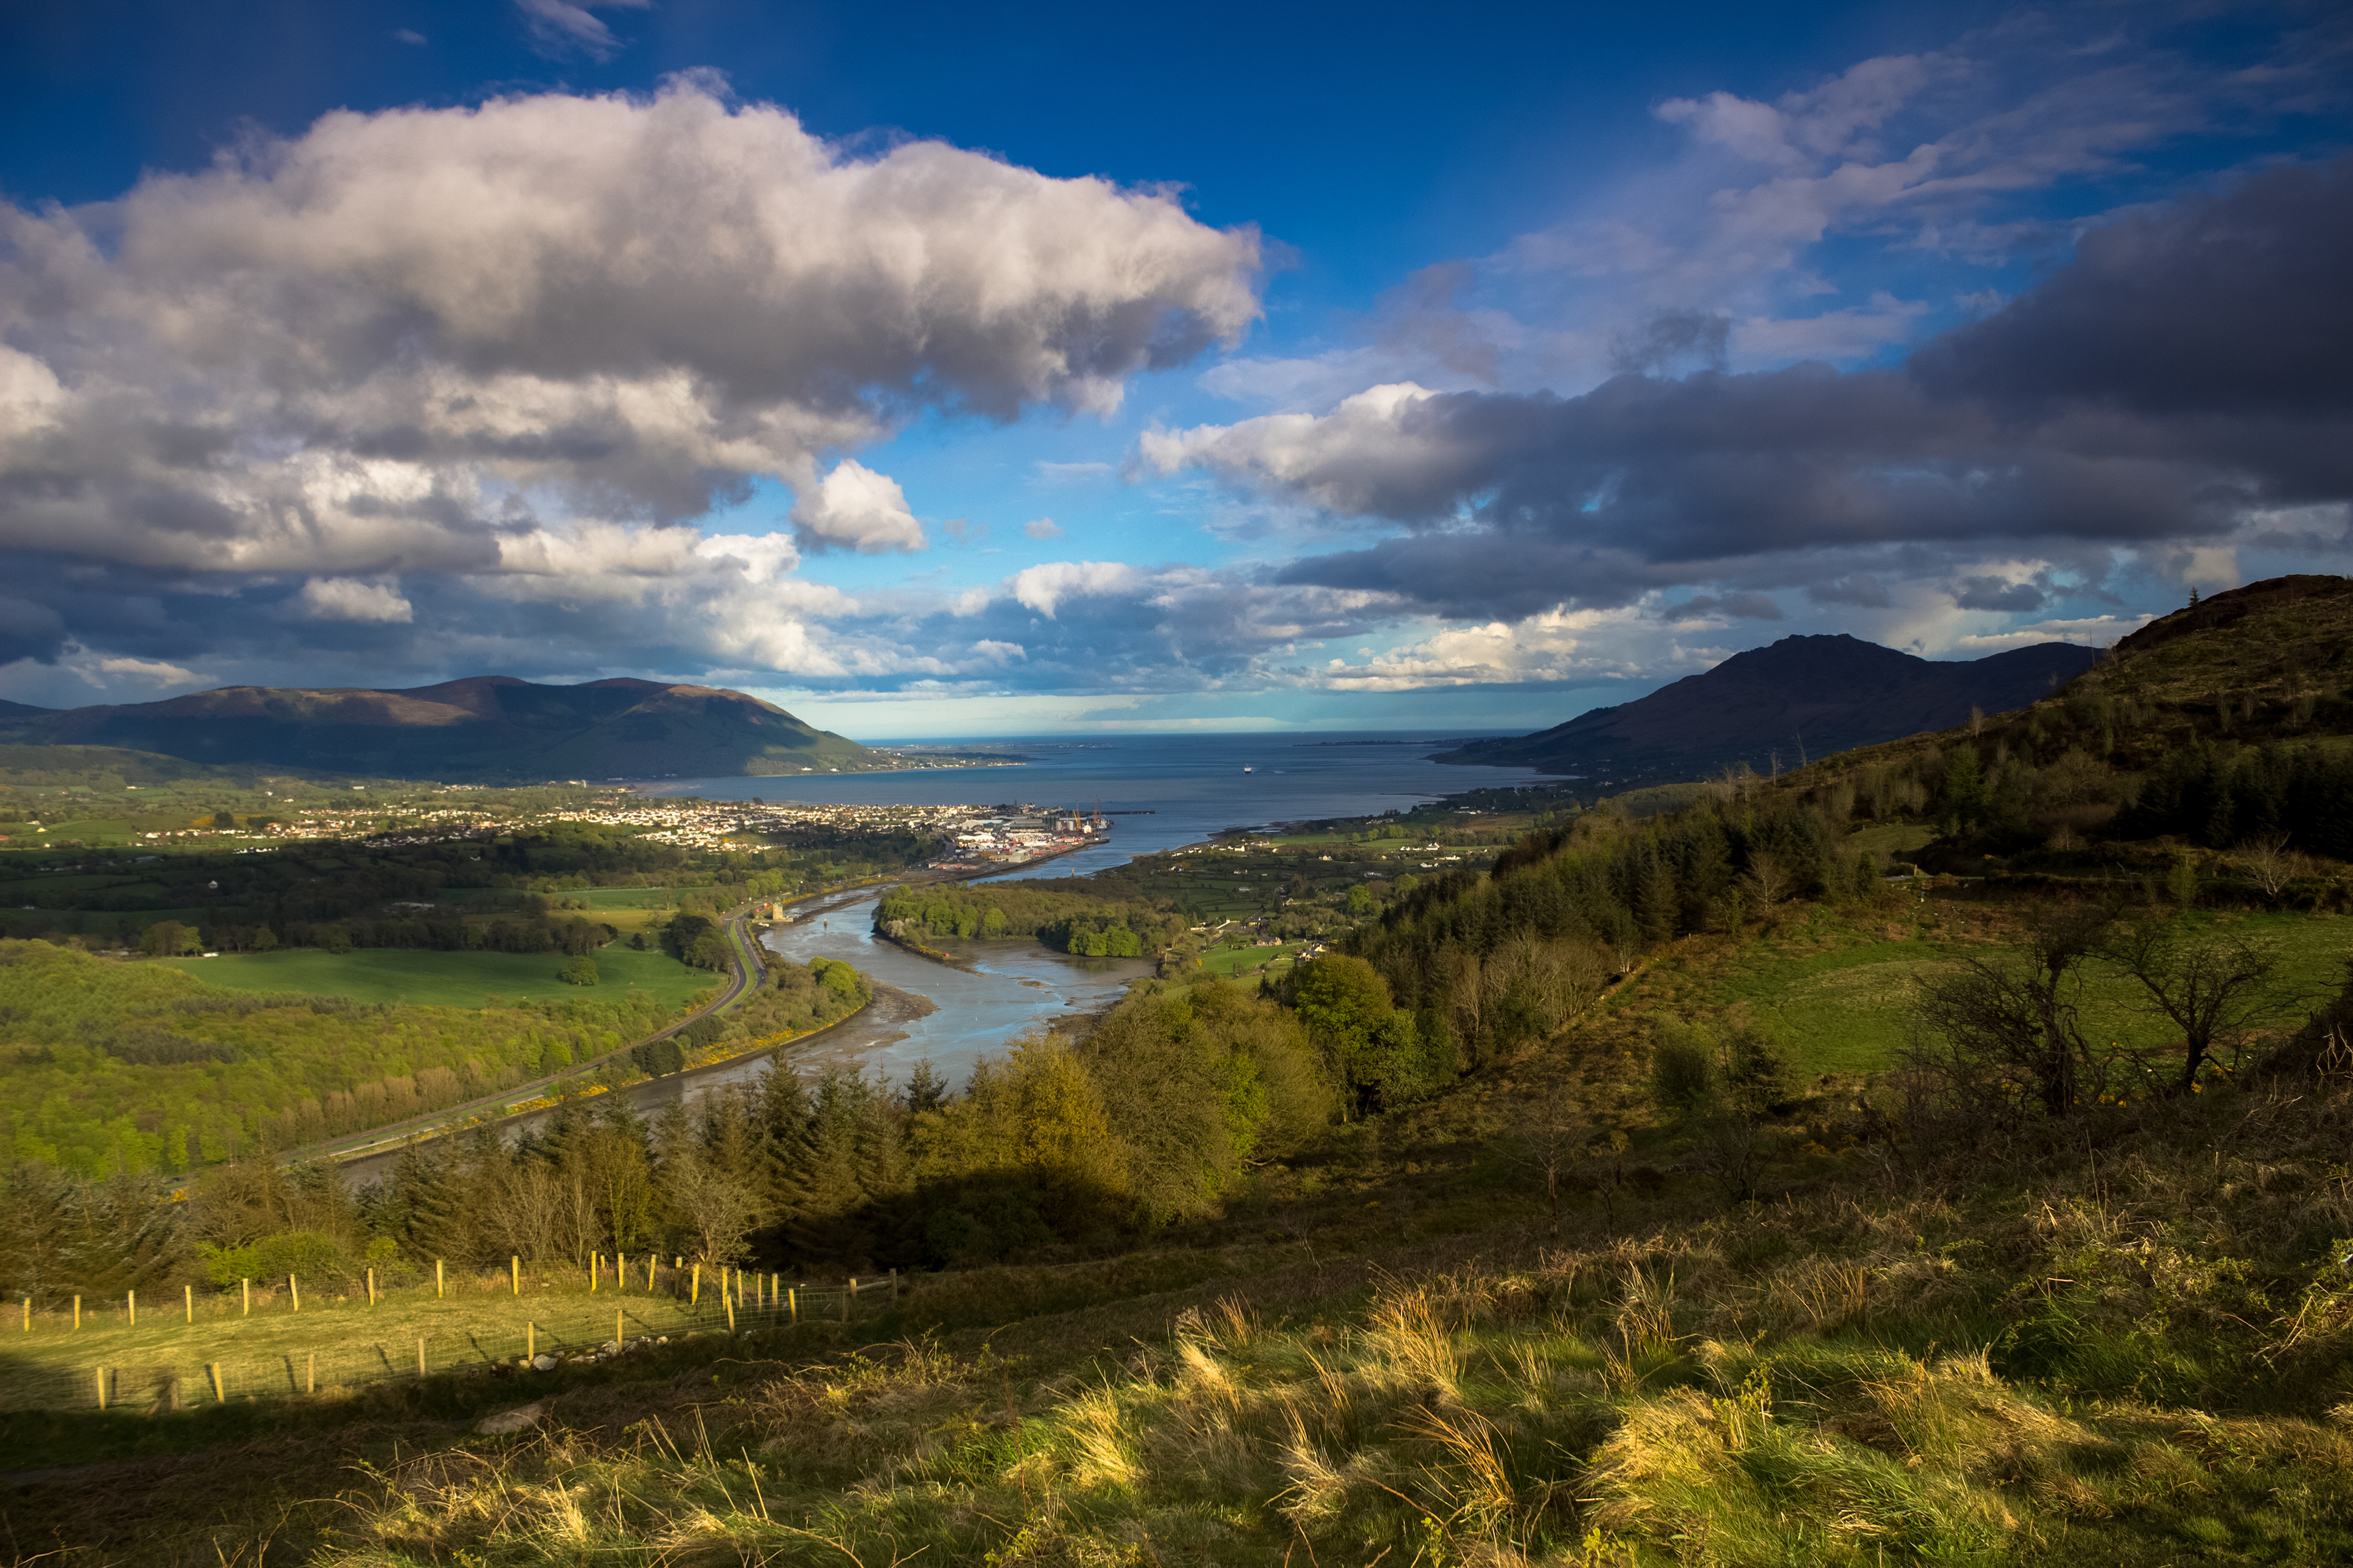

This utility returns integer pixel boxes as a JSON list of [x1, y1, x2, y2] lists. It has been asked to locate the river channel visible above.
[[334, 889, 1147, 1184]]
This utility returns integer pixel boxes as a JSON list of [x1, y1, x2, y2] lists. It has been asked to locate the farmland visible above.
[[158, 943, 716, 1010]]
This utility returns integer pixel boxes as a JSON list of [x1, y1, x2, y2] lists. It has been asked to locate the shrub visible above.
[[198, 1229, 351, 1288], [631, 1035, 687, 1077]]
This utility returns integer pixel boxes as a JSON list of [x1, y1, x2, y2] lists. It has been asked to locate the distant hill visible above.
[[0, 677, 886, 783], [1437, 634, 2103, 782]]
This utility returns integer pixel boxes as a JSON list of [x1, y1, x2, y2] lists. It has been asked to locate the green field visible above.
[[14, 817, 139, 841], [576, 885, 711, 909], [1198, 940, 1309, 978], [160, 944, 718, 1010], [1846, 821, 1937, 862], [1701, 908, 2353, 1076], [0, 1264, 844, 1413]]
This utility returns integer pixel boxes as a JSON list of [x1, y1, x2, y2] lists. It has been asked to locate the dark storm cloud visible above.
[[1150, 155, 2353, 617], [1912, 158, 2353, 420], [1662, 592, 1782, 622], [1951, 575, 2047, 612]]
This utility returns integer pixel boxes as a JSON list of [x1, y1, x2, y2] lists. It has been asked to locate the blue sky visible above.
[[1, 0, 2348, 738]]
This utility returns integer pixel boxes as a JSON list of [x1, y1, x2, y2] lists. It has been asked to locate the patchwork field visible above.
[[159, 943, 716, 1009]]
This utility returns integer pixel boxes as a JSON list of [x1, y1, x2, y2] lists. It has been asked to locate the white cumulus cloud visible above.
[[293, 577, 415, 622], [793, 461, 926, 554], [0, 75, 1259, 679]]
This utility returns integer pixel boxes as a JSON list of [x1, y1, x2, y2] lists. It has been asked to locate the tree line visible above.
[[874, 883, 1185, 957], [0, 977, 1336, 1303]]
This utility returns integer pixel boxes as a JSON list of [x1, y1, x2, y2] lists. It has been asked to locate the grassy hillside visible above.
[[9, 931, 2353, 1564]]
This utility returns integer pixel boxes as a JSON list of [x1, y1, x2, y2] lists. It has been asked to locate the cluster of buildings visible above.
[[545, 796, 986, 854], [930, 806, 1108, 871]]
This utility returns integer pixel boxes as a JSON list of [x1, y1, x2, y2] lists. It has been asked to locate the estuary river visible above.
[[336, 732, 1562, 1180]]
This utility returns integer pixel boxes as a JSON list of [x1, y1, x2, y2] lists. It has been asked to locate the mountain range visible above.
[[0, 677, 886, 782], [1437, 634, 2103, 781]]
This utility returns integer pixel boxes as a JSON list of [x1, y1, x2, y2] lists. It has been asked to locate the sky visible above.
[[1, 0, 2348, 740]]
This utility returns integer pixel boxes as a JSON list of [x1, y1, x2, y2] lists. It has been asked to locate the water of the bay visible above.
[[644, 730, 1562, 879]]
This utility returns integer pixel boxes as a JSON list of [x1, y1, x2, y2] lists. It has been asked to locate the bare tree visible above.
[[1483, 936, 1611, 1054], [2232, 834, 2305, 899], [1736, 851, 1794, 911], [663, 1156, 763, 1267], [1910, 904, 2115, 1120], [2103, 921, 2283, 1095], [1502, 1071, 1590, 1239]]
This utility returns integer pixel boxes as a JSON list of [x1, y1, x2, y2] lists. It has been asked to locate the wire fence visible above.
[[0, 1265, 898, 1414]]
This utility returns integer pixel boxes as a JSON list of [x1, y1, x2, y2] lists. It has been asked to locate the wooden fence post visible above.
[[306, 1351, 315, 1394], [290, 1274, 301, 1313], [787, 1286, 797, 1326], [241, 1278, 250, 1316], [94, 1366, 105, 1410], [126, 1289, 135, 1327], [367, 1267, 376, 1306], [209, 1362, 224, 1403], [185, 1283, 194, 1323], [418, 1338, 427, 1377], [511, 1256, 520, 1297], [590, 1253, 599, 1293], [691, 1265, 700, 1306], [725, 1294, 736, 1333], [616, 1308, 623, 1346], [73, 1294, 81, 1330], [436, 1259, 444, 1300], [527, 1322, 535, 1362]]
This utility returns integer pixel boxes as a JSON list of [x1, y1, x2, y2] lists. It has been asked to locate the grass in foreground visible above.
[[300, 1098, 2353, 1567], [158, 944, 714, 1009]]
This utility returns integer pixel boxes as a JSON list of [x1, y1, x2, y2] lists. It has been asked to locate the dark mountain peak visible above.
[[1442, 635, 2102, 780], [0, 675, 876, 782]]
